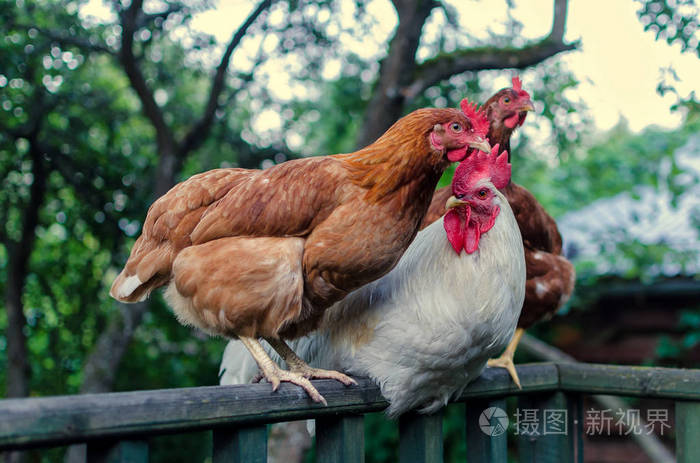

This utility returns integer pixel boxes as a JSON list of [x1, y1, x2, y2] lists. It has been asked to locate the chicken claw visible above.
[[259, 363, 328, 405], [239, 336, 327, 404], [487, 355, 522, 390], [486, 327, 524, 389], [266, 337, 357, 387]]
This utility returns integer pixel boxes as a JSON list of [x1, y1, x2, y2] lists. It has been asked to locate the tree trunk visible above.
[[355, 0, 437, 148], [5, 255, 30, 399], [3, 147, 47, 463]]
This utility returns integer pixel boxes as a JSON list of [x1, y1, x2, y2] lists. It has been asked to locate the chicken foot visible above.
[[239, 336, 328, 405], [266, 337, 358, 388], [486, 327, 525, 389]]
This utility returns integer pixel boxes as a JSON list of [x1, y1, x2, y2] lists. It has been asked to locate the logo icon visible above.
[[479, 407, 509, 436]]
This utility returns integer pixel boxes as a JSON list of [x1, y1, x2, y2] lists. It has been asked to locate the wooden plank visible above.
[[457, 363, 559, 400], [516, 392, 572, 463], [558, 363, 700, 400], [0, 364, 556, 451], [213, 425, 267, 463], [0, 377, 384, 451], [565, 394, 583, 463], [86, 440, 148, 463], [398, 410, 442, 463], [465, 398, 507, 463], [675, 400, 700, 463], [316, 414, 364, 463]]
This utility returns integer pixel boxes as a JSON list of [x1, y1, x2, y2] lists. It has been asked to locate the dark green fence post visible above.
[[87, 440, 148, 463], [517, 391, 576, 463], [316, 414, 364, 463], [566, 393, 584, 463], [213, 424, 267, 463], [676, 400, 700, 463], [465, 397, 508, 463], [398, 410, 443, 463]]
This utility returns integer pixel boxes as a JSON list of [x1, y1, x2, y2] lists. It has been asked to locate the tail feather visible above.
[[110, 237, 174, 303]]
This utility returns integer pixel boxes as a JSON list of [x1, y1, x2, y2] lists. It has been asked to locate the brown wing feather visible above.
[[190, 157, 346, 244], [504, 183, 562, 253], [519, 250, 575, 328], [111, 160, 346, 302]]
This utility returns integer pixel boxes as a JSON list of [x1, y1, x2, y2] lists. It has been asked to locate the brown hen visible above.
[[420, 78, 575, 388], [110, 102, 491, 403]]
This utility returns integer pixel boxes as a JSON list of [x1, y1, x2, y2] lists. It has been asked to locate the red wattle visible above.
[[504, 113, 520, 129], [464, 220, 481, 254], [444, 207, 469, 254], [447, 146, 468, 162]]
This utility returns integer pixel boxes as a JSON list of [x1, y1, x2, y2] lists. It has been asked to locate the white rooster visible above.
[[220, 145, 526, 417]]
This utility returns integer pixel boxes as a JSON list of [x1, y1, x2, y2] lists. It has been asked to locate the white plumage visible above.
[[220, 177, 525, 417]]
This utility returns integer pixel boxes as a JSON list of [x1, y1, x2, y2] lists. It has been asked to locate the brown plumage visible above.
[[110, 104, 490, 403], [419, 78, 575, 388]]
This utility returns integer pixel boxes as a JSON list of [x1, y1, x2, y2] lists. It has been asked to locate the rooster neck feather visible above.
[[335, 109, 457, 202]]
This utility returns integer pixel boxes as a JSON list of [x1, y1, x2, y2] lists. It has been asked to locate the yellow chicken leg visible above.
[[265, 337, 358, 388], [239, 336, 328, 405], [487, 327, 525, 389]]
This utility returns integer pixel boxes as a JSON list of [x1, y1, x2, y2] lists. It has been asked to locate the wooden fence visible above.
[[1, 362, 698, 462]]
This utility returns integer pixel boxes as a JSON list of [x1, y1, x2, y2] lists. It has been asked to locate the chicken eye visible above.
[[502, 97, 511, 104], [450, 122, 463, 133], [477, 189, 488, 198]]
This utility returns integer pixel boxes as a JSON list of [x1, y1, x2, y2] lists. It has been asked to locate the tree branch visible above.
[[404, 0, 578, 100], [405, 39, 578, 100], [32, 26, 114, 54], [178, 0, 274, 157], [118, 0, 175, 155]]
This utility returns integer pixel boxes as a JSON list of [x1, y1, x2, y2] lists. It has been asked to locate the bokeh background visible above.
[[1, 0, 698, 461]]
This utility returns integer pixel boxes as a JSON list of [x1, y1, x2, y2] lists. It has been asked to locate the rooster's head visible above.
[[444, 144, 511, 255]]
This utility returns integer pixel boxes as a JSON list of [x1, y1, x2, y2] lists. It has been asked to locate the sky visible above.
[[82, 0, 700, 133]]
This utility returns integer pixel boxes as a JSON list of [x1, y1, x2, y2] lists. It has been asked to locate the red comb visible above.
[[511, 75, 530, 98], [512, 76, 522, 91], [459, 99, 490, 137], [453, 143, 511, 191]]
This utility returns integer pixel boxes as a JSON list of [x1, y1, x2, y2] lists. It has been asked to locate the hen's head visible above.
[[443, 144, 511, 255], [484, 76, 534, 132], [429, 98, 490, 162]]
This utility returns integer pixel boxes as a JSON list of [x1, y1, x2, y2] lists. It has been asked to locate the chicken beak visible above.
[[445, 195, 468, 210], [520, 101, 534, 112], [469, 137, 491, 154]]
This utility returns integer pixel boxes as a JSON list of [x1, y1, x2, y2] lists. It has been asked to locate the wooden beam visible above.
[[398, 410, 443, 463], [86, 440, 148, 463], [516, 392, 572, 463], [0, 377, 385, 451], [316, 414, 364, 463], [212, 425, 267, 463], [465, 398, 508, 463], [0, 364, 554, 451], [457, 363, 559, 400], [676, 400, 700, 463], [558, 363, 700, 400]]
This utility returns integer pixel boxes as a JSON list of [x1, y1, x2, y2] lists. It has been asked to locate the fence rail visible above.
[[1, 362, 698, 462]]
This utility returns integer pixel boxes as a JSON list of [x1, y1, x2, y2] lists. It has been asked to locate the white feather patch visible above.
[[117, 274, 143, 299], [535, 281, 548, 298]]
